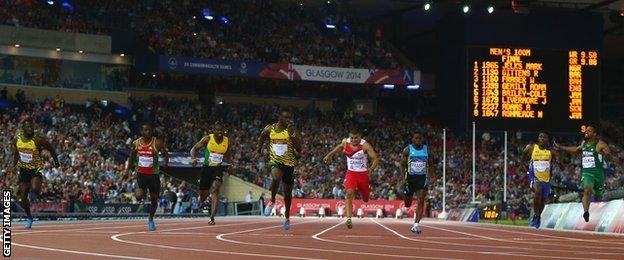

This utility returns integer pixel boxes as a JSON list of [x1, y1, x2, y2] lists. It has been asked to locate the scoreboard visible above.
[[467, 47, 599, 132]]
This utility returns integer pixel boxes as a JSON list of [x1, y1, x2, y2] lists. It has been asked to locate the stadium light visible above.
[[152, 74, 156, 78], [407, 84, 420, 90], [78, 50, 84, 54], [325, 24, 336, 29], [192, 16, 196, 19], [47, 0, 54, 5], [205, 15, 214, 20], [463, 5, 470, 13], [193, 32, 197, 36], [383, 84, 395, 89], [327, 1, 331, 3], [55, 48, 61, 52], [487, 5, 494, 13], [299, 2, 303, 6], [202, 8, 213, 20], [120, 53, 125, 57], [424, 3, 431, 11], [14, 44, 20, 48]]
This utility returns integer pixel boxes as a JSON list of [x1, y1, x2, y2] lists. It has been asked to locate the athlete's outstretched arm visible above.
[[37, 136, 60, 167], [597, 140, 611, 159], [126, 140, 138, 174], [190, 136, 209, 167], [520, 143, 533, 165], [364, 142, 380, 172], [256, 125, 271, 154], [13, 140, 19, 169], [323, 140, 345, 163], [157, 138, 169, 167], [399, 147, 408, 179], [554, 140, 581, 154], [289, 125, 303, 154]]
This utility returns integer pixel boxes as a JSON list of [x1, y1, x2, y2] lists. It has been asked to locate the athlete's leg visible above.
[[533, 182, 543, 219], [209, 180, 222, 222], [582, 184, 592, 221], [31, 175, 43, 196], [135, 188, 145, 202], [404, 180, 415, 208], [283, 183, 293, 220], [149, 192, 158, 221], [19, 182, 32, 219], [269, 167, 284, 205], [345, 189, 356, 218], [358, 175, 371, 203], [415, 189, 426, 224]]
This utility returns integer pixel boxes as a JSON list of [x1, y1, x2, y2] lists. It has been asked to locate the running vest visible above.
[[204, 134, 229, 167], [16, 134, 43, 170], [344, 138, 368, 173], [530, 145, 552, 182], [407, 144, 428, 177], [581, 141, 604, 175], [269, 124, 295, 166], [135, 137, 159, 175]]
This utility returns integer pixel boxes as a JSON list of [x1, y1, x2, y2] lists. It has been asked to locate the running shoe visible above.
[[264, 203, 274, 216], [148, 220, 157, 231], [25, 218, 33, 229], [583, 211, 590, 223], [535, 219, 541, 229], [346, 217, 353, 229], [529, 217, 538, 228], [283, 219, 290, 230], [411, 223, 422, 234]]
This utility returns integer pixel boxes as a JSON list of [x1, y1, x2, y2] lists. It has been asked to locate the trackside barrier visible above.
[[357, 208, 364, 218], [437, 207, 479, 222], [540, 199, 624, 233], [376, 208, 384, 218], [318, 207, 326, 218], [395, 208, 403, 219], [265, 198, 424, 218]]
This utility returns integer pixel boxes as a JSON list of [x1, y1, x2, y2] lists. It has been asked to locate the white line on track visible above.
[[112, 219, 323, 260], [443, 222, 624, 246], [12, 242, 157, 260], [311, 221, 463, 260], [456, 221, 624, 237], [411, 221, 618, 259], [217, 219, 446, 259]]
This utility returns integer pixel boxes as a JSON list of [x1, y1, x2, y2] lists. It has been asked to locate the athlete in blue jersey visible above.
[[400, 132, 430, 234]]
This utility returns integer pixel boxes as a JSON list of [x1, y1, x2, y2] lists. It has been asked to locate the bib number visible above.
[[582, 156, 595, 169], [347, 158, 367, 172], [19, 152, 33, 163], [533, 161, 550, 172], [209, 153, 224, 164], [409, 161, 427, 175], [138, 156, 154, 168], [272, 144, 288, 156]]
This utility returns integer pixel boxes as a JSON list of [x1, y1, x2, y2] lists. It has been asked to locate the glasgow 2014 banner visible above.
[[159, 55, 420, 85]]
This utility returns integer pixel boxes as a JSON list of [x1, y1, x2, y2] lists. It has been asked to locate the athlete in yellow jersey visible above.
[[257, 109, 302, 230], [191, 122, 231, 225], [521, 132, 559, 229], [13, 119, 60, 229]]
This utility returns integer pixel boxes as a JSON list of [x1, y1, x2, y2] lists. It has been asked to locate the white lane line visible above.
[[443, 222, 624, 246], [12, 242, 157, 260], [415, 221, 617, 259], [112, 220, 322, 260], [311, 221, 463, 260], [218, 219, 444, 259]]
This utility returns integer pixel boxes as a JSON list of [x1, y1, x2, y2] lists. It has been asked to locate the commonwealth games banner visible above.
[[159, 55, 420, 85]]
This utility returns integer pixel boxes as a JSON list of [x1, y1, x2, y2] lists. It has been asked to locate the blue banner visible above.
[[159, 55, 266, 77]]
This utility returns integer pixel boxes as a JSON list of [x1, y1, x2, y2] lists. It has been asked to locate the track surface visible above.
[[10, 216, 624, 259]]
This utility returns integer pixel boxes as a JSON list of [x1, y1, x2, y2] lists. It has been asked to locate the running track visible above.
[[10, 216, 624, 259]]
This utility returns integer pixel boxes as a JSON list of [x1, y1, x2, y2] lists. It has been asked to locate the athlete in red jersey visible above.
[[127, 123, 169, 231], [324, 127, 379, 229]]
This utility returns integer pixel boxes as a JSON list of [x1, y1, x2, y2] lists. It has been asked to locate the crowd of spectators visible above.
[[1, 0, 403, 69], [2, 90, 622, 218]]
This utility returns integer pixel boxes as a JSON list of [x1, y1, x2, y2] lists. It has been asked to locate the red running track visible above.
[[10, 216, 624, 260]]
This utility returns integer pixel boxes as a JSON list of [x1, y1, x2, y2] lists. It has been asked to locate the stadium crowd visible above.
[[1, 91, 622, 217], [1, 0, 402, 69]]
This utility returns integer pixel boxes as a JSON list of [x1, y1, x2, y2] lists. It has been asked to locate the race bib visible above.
[[347, 157, 367, 172], [410, 161, 427, 175], [138, 156, 154, 167], [272, 144, 288, 156], [533, 161, 550, 172], [582, 156, 595, 168], [19, 152, 33, 163], [209, 153, 224, 164]]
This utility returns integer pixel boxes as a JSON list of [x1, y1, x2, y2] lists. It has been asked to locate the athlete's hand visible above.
[[191, 158, 198, 167], [323, 155, 331, 163]]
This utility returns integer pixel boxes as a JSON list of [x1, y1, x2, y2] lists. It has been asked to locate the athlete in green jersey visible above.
[[555, 125, 610, 222]]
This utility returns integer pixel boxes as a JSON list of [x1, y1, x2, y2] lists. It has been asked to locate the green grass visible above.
[[479, 219, 530, 226]]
